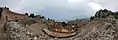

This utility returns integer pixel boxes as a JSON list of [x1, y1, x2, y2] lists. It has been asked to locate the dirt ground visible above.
[[0, 24, 7, 40], [26, 23, 49, 36]]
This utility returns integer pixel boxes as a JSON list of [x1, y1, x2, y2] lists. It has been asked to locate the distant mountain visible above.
[[67, 17, 90, 23]]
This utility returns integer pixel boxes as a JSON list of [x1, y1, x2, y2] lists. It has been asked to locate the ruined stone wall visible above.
[[0, 8, 28, 24], [4, 9, 28, 20]]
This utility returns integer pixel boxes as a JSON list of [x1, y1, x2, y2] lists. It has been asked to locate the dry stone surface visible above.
[[5, 21, 39, 40], [5, 19, 118, 40]]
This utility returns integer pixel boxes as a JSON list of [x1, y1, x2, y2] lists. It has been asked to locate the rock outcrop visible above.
[[94, 9, 111, 18]]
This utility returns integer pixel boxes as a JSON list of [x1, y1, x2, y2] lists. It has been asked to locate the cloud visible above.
[[89, 2, 102, 11], [0, 0, 118, 20], [92, 0, 118, 11]]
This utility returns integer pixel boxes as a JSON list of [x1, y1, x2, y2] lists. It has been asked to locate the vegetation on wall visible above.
[[112, 14, 118, 19]]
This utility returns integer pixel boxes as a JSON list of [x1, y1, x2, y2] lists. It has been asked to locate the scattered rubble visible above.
[[4, 17, 118, 40], [5, 21, 39, 40]]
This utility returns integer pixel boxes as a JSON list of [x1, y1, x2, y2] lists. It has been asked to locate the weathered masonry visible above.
[[0, 6, 28, 23]]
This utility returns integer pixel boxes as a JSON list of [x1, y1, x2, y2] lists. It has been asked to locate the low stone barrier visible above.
[[42, 28, 77, 38]]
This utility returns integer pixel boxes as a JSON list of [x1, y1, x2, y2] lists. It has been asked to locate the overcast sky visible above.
[[0, 0, 118, 21]]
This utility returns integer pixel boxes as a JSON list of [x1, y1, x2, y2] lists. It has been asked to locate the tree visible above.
[[40, 16, 45, 18], [115, 12, 118, 15], [62, 22, 67, 27], [76, 18, 79, 20], [29, 14, 35, 18], [4, 6, 9, 10], [48, 18, 50, 20], [102, 9, 108, 12], [90, 16, 94, 21], [0, 8, 3, 18], [25, 13, 28, 16]]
